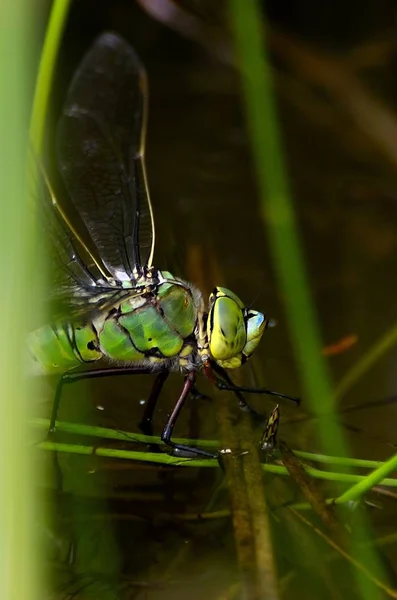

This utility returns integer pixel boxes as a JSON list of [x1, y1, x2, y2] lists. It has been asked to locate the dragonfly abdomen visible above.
[[27, 322, 103, 375], [27, 279, 202, 375]]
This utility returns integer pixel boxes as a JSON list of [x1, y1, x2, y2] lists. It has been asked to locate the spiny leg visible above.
[[50, 366, 165, 433], [210, 363, 262, 420], [139, 370, 170, 436], [139, 375, 212, 438], [211, 362, 300, 407], [161, 371, 217, 459]]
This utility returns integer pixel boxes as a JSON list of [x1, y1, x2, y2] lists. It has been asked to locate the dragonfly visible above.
[[27, 33, 298, 459]]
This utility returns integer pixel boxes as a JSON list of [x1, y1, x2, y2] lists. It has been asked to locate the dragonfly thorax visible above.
[[92, 271, 205, 372], [103, 265, 161, 291]]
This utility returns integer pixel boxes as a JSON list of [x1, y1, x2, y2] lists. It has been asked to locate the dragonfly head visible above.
[[207, 287, 269, 369]]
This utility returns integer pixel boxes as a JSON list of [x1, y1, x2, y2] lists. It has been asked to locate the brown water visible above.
[[35, 1, 397, 598]]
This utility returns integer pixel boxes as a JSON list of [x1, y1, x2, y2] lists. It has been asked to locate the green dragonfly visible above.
[[28, 33, 298, 459]]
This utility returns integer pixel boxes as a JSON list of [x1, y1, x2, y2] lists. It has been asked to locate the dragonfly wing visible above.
[[57, 32, 155, 281], [30, 150, 136, 323]]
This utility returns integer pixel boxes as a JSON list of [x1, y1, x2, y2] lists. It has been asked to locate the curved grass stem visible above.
[[29, 0, 71, 154]]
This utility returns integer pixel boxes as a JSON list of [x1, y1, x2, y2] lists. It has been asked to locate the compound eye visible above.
[[207, 295, 246, 361], [242, 311, 267, 358]]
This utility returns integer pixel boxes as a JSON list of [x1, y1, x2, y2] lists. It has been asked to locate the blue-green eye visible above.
[[207, 288, 246, 361], [242, 311, 267, 358]]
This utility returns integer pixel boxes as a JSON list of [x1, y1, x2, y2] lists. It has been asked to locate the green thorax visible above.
[[27, 271, 203, 375]]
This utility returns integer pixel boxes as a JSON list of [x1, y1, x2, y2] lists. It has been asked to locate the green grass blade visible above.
[[0, 2, 42, 599], [228, 0, 344, 456], [36, 439, 397, 487], [334, 323, 397, 401], [29, 417, 391, 470], [227, 1, 389, 596], [29, 0, 72, 154], [334, 453, 397, 504]]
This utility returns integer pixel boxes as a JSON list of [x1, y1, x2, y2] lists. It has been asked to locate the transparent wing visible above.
[[57, 32, 155, 281], [30, 151, 134, 323]]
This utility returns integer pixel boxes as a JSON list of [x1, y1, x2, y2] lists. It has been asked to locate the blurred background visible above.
[[30, 1, 397, 598]]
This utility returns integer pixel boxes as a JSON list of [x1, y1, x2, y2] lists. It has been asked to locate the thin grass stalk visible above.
[[29, 0, 72, 155], [227, 1, 388, 596], [37, 440, 397, 487], [31, 416, 394, 472], [334, 323, 397, 401]]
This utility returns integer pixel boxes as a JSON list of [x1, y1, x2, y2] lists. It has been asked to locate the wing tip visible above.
[[95, 32, 139, 58], [96, 31, 127, 48], [91, 31, 145, 72]]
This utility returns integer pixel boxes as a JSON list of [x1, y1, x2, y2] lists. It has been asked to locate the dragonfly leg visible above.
[[139, 370, 170, 436], [211, 362, 300, 408], [49, 366, 162, 433], [161, 371, 217, 459], [210, 363, 262, 421], [139, 373, 212, 437]]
